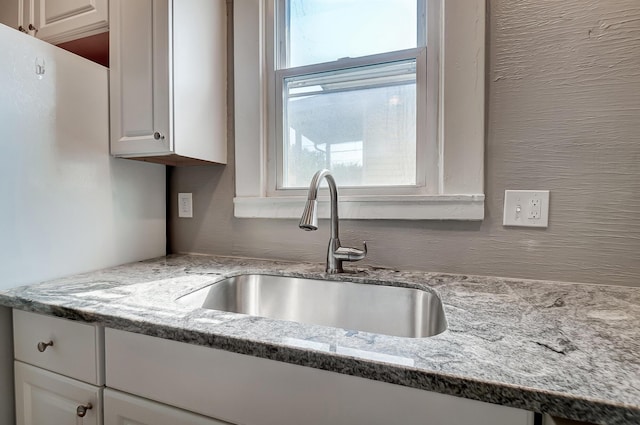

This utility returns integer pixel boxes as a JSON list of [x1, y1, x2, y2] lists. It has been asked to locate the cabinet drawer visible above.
[[13, 310, 104, 385], [15, 361, 102, 425]]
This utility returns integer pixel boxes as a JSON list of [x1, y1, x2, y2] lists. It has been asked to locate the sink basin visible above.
[[176, 274, 447, 338]]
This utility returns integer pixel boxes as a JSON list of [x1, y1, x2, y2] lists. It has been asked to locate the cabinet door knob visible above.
[[18, 26, 28, 33], [76, 403, 93, 418], [37, 340, 54, 352], [28, 23, 38, 32], [153, 131, 165, 140]]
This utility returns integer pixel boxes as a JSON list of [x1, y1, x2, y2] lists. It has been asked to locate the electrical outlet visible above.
[[529, 198, 541, 219], [178, 193, 193, 218], [503, 190, 549, 228]]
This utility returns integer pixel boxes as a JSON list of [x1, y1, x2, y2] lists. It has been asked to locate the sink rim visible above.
[[176, 271, 446, 306], [175, 272, 448, 339]]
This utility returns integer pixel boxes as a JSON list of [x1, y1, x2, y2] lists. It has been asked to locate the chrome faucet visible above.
[[299, 169, 367, 274]]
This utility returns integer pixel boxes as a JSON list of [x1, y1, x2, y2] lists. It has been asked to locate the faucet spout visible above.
[[299, 169, 366, 274], [299, 169, 339, 239]]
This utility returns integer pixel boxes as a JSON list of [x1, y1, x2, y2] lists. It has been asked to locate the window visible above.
[[234, 0, 485, 220]]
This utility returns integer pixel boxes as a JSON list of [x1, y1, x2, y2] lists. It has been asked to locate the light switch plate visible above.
[[503, 190, 549, 228], [178, 193, 193, 218]]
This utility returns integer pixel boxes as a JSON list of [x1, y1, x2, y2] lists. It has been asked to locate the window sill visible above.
[[233, 194, 485, 220]]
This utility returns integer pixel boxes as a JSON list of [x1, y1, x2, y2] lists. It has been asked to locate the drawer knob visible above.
[[36, 340, 54, 352], [76, 403, 93, 417], [153, 131, 165, 140]]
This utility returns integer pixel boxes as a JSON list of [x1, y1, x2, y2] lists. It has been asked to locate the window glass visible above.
[[287, 0, 419, 68], [282, 59, 417, 188]]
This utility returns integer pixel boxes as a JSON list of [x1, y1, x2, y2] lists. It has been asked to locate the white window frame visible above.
[[233, 0, 485, 220]]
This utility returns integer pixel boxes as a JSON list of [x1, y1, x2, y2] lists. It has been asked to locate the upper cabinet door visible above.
[[31, 0, 109, 44], [110, 0, 226, 165], [110, 0, 171, 157]]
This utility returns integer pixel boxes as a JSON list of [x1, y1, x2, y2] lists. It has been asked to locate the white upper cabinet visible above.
[[110, 0, 171, 157], [29, 0, 109, 43], [0, 0, 108, 44], [109, 0, 227, 166]]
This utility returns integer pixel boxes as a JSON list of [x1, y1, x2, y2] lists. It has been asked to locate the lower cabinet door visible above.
[[15, 361, 102, 425], [104, 388, 230, 425]]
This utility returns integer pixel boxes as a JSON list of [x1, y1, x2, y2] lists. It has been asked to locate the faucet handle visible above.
[[334, 241, 367, 262]]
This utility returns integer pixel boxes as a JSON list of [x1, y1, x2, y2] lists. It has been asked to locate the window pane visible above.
[[282, 60, 417, 188], [287, 0, 419, 67]]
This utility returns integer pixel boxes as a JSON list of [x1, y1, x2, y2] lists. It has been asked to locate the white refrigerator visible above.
[[0, 23, 166, 288], [0, 23, 167, 423]]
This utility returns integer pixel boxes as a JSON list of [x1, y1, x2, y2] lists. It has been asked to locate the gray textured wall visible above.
[[169, 0, 640, 287]]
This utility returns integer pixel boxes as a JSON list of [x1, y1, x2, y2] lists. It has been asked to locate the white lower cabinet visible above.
[[11, 310, 535, 425], [105, 328, 534, 425], [14, 361, 102, 425], [104, 388, 229, 425], [13, 311, 105, 425]]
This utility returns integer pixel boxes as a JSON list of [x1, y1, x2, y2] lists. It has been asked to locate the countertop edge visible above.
[[1, 295, 638, 425]]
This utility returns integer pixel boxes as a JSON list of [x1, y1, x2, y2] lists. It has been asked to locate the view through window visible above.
[[277, 0, 425, 189]]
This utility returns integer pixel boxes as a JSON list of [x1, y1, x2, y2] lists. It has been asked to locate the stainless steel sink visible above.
[[176, 274, 447, 338]]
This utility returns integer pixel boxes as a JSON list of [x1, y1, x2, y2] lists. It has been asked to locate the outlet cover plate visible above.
[[503, 190, 549, 228], [178, 193, 193, 218]]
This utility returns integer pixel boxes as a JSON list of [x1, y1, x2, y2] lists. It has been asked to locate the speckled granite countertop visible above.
[[1, 254, 638, 424]]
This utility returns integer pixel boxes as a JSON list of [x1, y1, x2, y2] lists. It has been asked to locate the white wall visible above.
[[0, 24, 166, 290], [169, 0, 640, 287]]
